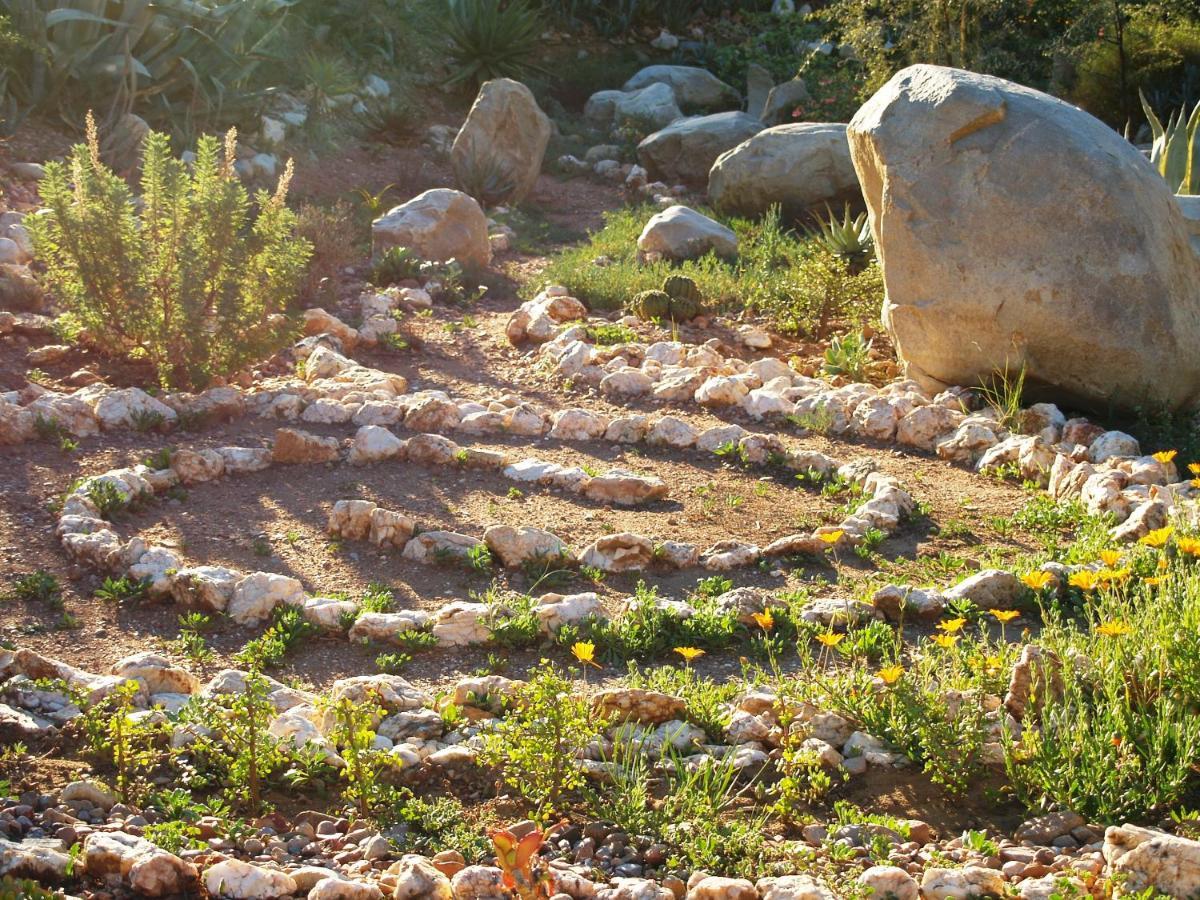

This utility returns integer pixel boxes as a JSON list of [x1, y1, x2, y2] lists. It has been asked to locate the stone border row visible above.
[[51, 424, 914, 643]]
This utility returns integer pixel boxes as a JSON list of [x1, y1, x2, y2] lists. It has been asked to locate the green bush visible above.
[[1005, 569, 1200, 820], [698, 10, 827, 88], [822, 0, 1072, 96], [28, 117, 310, 390], [477, 660, 596, 816], [756, 248, 885, 339]]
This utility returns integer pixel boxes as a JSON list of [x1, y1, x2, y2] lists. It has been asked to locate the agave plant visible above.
[[810, 204, 874, 263], [441, 0, 548, 88], [454, 148, 518, 206], [1141, 91, 1200, 195], [0, 0, 289, 135]]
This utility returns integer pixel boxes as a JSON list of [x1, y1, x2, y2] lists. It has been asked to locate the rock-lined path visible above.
[[4, 280, 1199, 900]]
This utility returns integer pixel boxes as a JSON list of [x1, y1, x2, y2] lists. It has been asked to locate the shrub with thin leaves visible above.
[[28, 116, 311, 389], [478, 660, 597, 816]]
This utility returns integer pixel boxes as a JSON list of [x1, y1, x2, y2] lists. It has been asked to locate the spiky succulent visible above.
[[1141, 90, 1199, 195], [628, 289, 672, 321], [810, 204, 873, 261], [662, 273, 702, 306]]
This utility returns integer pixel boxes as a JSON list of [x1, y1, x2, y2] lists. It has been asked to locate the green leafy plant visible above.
[[441, 0, 548, 88], [478, 661, 597, 817], [822, 330, 873, 381], [320, 691, 401, 818], [130, 409, 166, 433], [371, 246, 421, 286], [170, 612, 215, 661], [80, 680, 164, 803], [375, 651, 412, 673], [771, 736, 841, 819], [190, 672, 282, 815], [142, 819, 203, 853], [143, 447, 173, 470], [28, 117, 310, 389], [467, 542, 494, 572], [234, 605, 315, 670], [583, 739, 770, 876], [1006, 571, 1200, 820], [94, 575, 149, 603], [564, 581, 746, 663], [8, 570, 60, 603], [360, 582, 396, 614]]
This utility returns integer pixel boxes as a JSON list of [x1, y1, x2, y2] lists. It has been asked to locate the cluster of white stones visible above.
[[529, 311, 1175, 457], [345, 427, 669, 507], [0, 380, 244, 445]]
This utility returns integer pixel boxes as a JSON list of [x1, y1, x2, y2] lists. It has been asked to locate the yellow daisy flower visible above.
[[1020, 571, 1053, 591], [1140, 526, 1174, 548], [878, 665, 904, 685], [572, 641, 600, 669]]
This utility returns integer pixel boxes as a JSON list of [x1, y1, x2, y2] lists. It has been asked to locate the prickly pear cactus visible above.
[[628, 289, 672, 320]]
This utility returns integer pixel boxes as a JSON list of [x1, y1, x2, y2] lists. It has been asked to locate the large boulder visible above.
[[638, 112, 763, 185], [372, 189, 491, 270], [848, 64, 1200, 412], [613, 83, 683, 133], [638, 205, 737, 260], [623, 65, 740, 112], [1179, 194, 1200, 256], [709, 123, 861, 219], [451, 78, 551, 204]]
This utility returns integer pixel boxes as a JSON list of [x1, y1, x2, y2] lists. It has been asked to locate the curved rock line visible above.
[[52, 424, 915, 640]]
